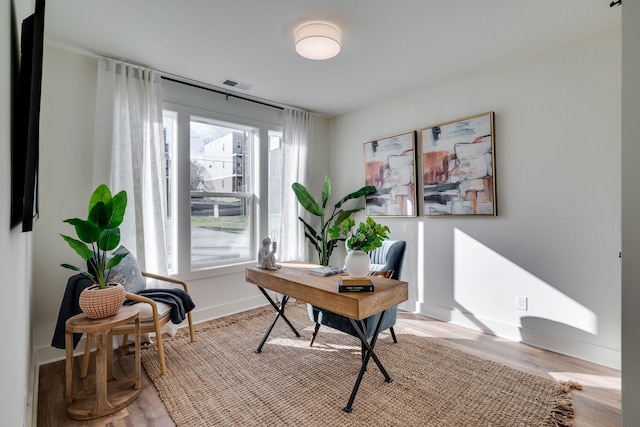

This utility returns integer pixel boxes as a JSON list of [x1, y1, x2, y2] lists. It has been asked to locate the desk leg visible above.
[[255, 289, 300, 353], [343, 310, 392, 413]]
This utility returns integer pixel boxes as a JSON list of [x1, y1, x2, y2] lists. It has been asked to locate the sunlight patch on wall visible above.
[[453, 228, 597, 335]]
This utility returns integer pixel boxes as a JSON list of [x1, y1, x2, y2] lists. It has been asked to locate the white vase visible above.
[[345, 250, 371, 278]]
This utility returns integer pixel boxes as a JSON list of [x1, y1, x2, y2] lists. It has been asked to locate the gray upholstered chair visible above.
[[307, 240, 407, 347]]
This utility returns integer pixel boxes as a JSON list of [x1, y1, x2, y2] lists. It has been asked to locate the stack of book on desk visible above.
[[338, 276, 374, 293]]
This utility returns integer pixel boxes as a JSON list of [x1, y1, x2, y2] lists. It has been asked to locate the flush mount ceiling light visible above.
[[295, 21, 342, 60]]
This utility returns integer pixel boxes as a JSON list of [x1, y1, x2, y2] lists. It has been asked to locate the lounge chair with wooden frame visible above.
[[80, 271, 195, 377]]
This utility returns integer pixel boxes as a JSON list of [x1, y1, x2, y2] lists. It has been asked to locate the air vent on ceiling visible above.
[[221, 78, 253, 91]]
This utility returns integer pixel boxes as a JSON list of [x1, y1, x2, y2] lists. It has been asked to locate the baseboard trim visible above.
[[418, 303, 620, 370], [189, 295, 269, 325], [28, 347, 38, 427]]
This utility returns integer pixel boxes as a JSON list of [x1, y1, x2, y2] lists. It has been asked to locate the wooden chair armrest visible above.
[[125, 292, 163, 323], [125, 292, 156, 306], [141, 271, 190, 293]]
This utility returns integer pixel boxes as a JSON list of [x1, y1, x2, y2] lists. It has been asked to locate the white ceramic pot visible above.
[[344, 250, 371, 278]]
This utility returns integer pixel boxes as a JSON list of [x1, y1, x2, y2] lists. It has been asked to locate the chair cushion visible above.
[[106, 246, 146, 294], [132, 300, 173, 322]]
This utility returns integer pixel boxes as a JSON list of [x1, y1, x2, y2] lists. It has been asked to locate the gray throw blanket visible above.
[[124, 288, 195, 324], [52, 275, 195, 350], [51, 274, 94, 349]]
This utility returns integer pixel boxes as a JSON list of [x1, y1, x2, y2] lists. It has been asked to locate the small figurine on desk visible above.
[[258, 236, 280, 270]]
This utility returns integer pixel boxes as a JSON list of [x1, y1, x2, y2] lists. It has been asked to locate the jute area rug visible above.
[[141, 302, 580, 427]]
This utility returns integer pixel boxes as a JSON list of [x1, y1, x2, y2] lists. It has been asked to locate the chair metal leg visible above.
[[309, 323, 321, 347], [359, 321, 368, 362], [390, 326, 398, 343]]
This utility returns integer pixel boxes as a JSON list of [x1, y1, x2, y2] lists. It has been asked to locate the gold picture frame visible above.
[[419, 112, 496, 216], [363, 131, 417, 217]]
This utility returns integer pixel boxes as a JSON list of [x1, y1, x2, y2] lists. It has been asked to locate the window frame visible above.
[[163, 101, 281, 280]]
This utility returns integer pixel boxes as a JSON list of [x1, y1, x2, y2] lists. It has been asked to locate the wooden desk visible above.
[[65, 306, 141, 420], [245, 263, 408, 412], [245, 263, 407, 319]]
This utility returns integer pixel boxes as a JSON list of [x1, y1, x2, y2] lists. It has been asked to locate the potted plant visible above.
[[292, 176, 375, 266], [329, 216, 390, 277], [60, 184, 129, 318]]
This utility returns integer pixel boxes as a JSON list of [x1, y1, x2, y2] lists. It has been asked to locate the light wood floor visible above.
[[37, 308, 621, 426]]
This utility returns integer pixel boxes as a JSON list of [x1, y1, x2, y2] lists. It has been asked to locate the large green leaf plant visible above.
[[59, 184, 129, 289], [292, 176, 375, 266]]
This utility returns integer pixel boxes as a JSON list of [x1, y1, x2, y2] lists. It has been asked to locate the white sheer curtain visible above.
[[93, 59, 167, 276], [279, 108, 312, 262]]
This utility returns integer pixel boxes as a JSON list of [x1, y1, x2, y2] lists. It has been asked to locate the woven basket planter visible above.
[[79, 283, 126, 319]]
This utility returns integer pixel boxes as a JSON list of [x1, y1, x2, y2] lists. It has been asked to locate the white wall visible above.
[[329, 29, 621, 369], [621, 1, 640, 425], [33, 47, 98, 364], [2, 0, 38, 425]]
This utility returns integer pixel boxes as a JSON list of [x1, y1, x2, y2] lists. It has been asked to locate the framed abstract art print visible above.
[[419, 112, 496, 216], [363, 131, 417, 217]]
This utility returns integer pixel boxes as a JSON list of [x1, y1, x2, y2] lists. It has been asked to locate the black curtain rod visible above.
[[160, 75, 284, 111]]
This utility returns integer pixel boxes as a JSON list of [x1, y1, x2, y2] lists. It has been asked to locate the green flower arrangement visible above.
[[330, 216, 390, 253]]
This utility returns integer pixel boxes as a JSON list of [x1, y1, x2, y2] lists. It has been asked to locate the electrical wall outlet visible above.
[[516, 296, 528, 311]]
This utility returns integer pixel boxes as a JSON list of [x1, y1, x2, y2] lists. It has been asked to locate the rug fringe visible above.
[[561, 380, 583, 391], [545, 380, 582, 427]]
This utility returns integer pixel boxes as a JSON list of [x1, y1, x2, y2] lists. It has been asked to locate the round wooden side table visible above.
[[65, 305, 141, 420]]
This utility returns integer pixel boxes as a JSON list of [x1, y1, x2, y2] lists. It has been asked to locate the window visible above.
[[189, 117, 253, 267], [161, 81, 283, 276], [162, 111, 177, 271], [268, 131, 282, 239]]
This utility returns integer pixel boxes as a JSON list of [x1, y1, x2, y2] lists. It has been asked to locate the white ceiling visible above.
[[44, 0, 620, 117]]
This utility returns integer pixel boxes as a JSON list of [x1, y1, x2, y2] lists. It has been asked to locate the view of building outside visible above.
[[162, 110, 255, 271], [189, 117, 252, 266], [194, 129, 245, 192]]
